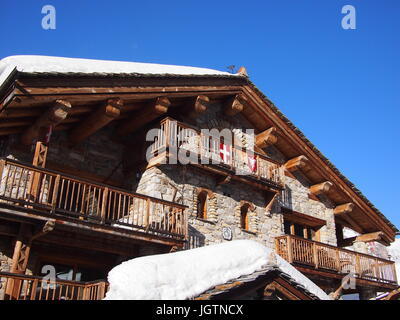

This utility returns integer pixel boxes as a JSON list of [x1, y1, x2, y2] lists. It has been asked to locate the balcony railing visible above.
[[0, 158, 187, 240], [275, 235, 397, 285], [0, 272, 107, 300], [149, 117, 283, 188]]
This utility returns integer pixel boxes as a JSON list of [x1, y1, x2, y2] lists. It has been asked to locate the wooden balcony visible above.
[[0, 272, 107, 300], [275, 235, 398, 286], [0, 158, 187, 244], [149, 117, 284, 190]]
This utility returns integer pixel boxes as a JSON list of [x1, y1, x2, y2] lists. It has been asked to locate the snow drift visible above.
[[104, 240, 330, 300]]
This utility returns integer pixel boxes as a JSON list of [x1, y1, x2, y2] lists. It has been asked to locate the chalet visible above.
[[0, 55, 397, 300]]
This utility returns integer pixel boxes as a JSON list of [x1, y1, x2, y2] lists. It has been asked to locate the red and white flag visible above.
[[219, 143, 231, 164], [247, 155, 257, 173]]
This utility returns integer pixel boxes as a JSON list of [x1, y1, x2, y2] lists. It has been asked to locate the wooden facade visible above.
[[0, 57, 398, 300]]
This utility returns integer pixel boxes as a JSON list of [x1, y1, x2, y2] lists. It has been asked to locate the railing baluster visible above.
[[100, 187, 109, 222]]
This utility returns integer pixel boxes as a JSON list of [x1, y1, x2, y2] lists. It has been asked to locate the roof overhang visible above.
[[0, 68, 397, 242]]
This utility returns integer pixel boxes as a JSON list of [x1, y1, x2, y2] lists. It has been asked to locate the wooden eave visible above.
[[281, 208, 326, 228], [239, 84, 397, 242], [0, 72, 396, 241]]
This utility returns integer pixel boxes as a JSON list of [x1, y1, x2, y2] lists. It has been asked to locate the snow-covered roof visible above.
[[194, 265, 321, 300], [104, 240, 331, 300], [0, 55, 240, 77]]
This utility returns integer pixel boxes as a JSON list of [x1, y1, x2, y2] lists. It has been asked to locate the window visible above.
[[284, 220, 318, 241], [240, 204, 249, 230], [197, 191, 208, 219], [281, 208, 325, 241]]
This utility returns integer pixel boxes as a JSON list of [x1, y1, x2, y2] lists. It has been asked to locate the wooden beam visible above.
[[284, 155, 309, 172], [334, 203, 355, 216], [240, 85, 397, 242], [21, 100, 71, 145], [339, 232, 384, 247], [256, 127, 278, 149], [223, 94, 243, 116], [357, 232, 383, 244], [69, 98, 122, 145], [117, 97, 170, 136], [187, 95, 209, 119], [309, 181, 333, 195], [337, 211, 364, 234]]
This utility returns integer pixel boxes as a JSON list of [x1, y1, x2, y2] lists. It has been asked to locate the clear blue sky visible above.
[[1, 1, 399, 230]]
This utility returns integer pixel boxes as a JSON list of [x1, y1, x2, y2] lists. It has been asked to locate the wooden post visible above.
[[51, 174, 60, 211], [0, 158, 5, 180], [28, 141, 49, 202], [313, 242, 319, 269], [10, 224, 32, 274], [392, 263, 398, 284], [30, 278, 38, 300], [355, 254, 361, 277], [286, 236, 293, 263], [335, 248, 340, 272], [165, 118, 171, 155], [98, 282, 107, 300], [374, 258, 380, 280], [7, 224, 32, 299], [100, 187, 109, 222], [144, 198, 151, 228]]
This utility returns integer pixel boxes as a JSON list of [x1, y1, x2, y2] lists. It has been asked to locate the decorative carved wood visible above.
[[187, 95, 209, 119], [30, 141, 49, 200], [284, 155, 308, 172], [21, 99, 71, 145], [117, 97, 170, 135], [256, 127, 278, 149], [333, 203, 354, 216], [309, 181, 333, 195], [223, 95, 244, 116], [10, 224, 32, 274], [32, 141, 48, 168], [69, 98, 122, 145]]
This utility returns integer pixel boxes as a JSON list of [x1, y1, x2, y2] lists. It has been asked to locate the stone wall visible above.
[[136, 165, 284, 250], [279, 171, 338, 246], [2, 125, 126, 186], [134, 100, 343, 250]]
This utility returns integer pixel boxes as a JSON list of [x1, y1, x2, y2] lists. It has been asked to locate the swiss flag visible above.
[[219, 143, 231, 164], [247, 155, 257, 173]]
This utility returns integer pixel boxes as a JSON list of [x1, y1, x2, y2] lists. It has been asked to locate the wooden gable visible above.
[[0, 70, 396, 243]]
